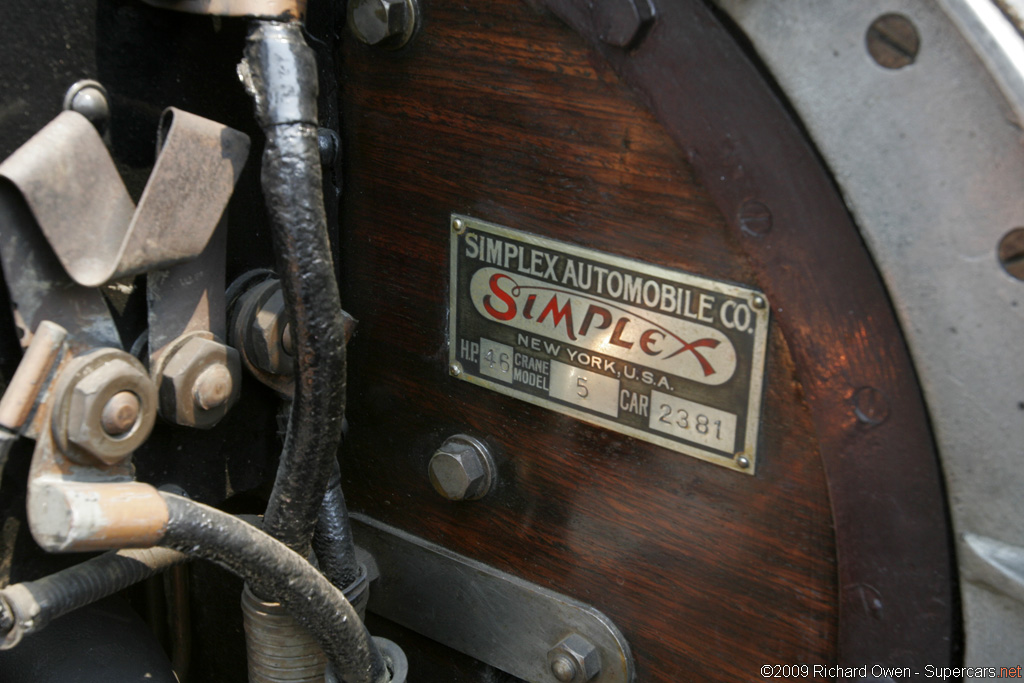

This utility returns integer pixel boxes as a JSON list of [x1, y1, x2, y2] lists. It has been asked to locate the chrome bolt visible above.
[[62, 80, 110, 133], [452, 218, 465, 234], [428, 434, 495, 501], [192, 364, 234, 411], [449, 362, 462, 377], [546, 634, 601, 683], [349, 0, 417, 48], [100, 391, 140, 437], [751, 294, 766, 309], [736, 455, 751, 469]]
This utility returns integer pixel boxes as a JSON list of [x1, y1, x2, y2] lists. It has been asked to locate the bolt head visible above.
[[160, 336, 241, 429], [547, 634, 601, 683], [350, 0, 412, 47], [592, 0, 655, 48], [428, 435, 494, 501], [62, 353, 157, 465], [249, 288, 294, 377]]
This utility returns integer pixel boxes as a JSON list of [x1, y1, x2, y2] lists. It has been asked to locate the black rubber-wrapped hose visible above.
[[159, 493, 389, 683], [0, 547, 187, 649], [314, 457, 361, 590], [239, 20, 347, 559]]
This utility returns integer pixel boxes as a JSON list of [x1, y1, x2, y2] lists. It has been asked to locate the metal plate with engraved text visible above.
[[449, 215, 769, 473]]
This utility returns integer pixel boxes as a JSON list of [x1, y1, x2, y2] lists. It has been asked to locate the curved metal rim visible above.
[[541, 0, 957, 665], [711, 0, 1024, 665]]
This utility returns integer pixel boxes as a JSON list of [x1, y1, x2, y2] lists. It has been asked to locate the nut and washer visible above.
[[349, 0, 418, 49], [427, 434, 495, 501], [547, 634, 601, 683], [158, 334, 241, 429], [52, 349, 157, 466]]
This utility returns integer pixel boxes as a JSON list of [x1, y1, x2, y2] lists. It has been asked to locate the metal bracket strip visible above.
[[350, 513, 635, 683], [0, 108, 248, 288]]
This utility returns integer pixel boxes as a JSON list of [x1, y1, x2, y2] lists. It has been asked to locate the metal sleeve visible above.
[[159, 493, 388, 683]]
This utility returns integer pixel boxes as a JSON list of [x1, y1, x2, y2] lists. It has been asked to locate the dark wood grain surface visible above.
[[337, 2, 838, 680]]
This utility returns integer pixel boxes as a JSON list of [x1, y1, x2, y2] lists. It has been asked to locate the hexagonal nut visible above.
[[350, 0, 411, 46], [65, 355, 157, 465], [159, 337, 241, 429], [248, 288, 294, 377], [427, 435, 494, 501], [547, 634, 601, 683]]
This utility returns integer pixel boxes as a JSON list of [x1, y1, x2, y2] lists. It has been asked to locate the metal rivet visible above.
[[751, 294, 766, 309], [550, 654, 578, 682], [736, 455, 750, 469], [853, 386, 890, 425], [452, 218, 465, 235], [998, 226, 1024, 281], [866, 13, 920, 70], [449, 362, 462, 377], [62, 80, 110, 133], [101, 391, 140, 437], [738, 200, 773, 236]]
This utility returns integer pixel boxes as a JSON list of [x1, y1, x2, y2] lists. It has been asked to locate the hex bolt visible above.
[[56, 350, 157, 466], [248, 288, 294, 377], [62, 80, 110, 133], [349, 0, 417, 48], [427, 434, 495, 501], [100, 391, 141, 437], [591, 0, 656, 49], [546, 634, 601, 683], [192, 364, 234, 411], [158, 335, 241, 429]]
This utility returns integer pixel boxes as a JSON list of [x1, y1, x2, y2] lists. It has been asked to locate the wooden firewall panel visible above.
[[337, 0, 950, 679]]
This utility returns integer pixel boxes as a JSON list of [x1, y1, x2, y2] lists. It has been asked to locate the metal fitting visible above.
[[547, 634, 601, 683], [427, 434, 495, 501], [52, 349, 157, 466], [591, 0, 656, 49], [249, 287, 293, 377], [62, 80, 110, 133], [348, 0, 417, 49], [158, 334, 241, 429]]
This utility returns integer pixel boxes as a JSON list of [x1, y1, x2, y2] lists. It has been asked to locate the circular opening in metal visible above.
[[866, 13, 920, 69], [998, 227, 1024, 281]]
